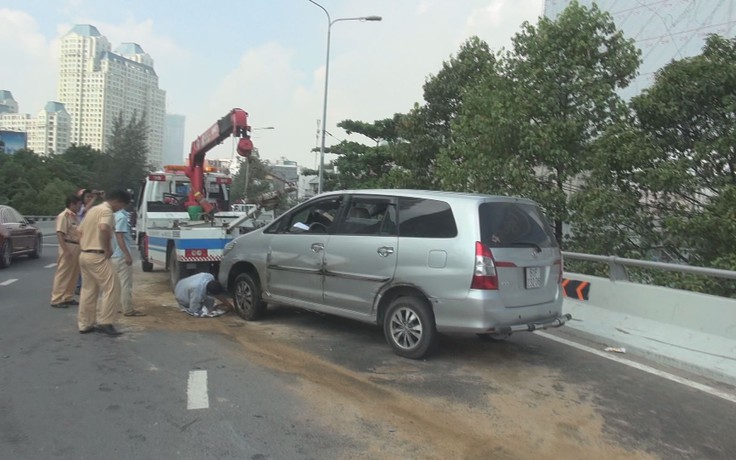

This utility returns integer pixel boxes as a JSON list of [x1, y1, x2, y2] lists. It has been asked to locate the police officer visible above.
[[50, 194, 82, 308], [77, 189, 131, 336]]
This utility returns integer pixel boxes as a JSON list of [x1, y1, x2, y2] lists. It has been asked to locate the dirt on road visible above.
[[126, 270, 656, 460]]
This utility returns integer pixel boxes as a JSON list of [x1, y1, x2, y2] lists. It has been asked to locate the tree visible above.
[[581, 36, 736, 265], [0, 149, 58, 214], [389, 36, 497, 189], [230, 156, 272, 203], [104, 111, 150, 191], [54, 144, 110, 191], [325, 117, 400, 190], [561, 34, 736, 296], [440, 1, 641, 242]]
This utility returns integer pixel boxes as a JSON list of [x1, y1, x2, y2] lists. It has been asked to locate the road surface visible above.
[[1, 235, 735, 459]]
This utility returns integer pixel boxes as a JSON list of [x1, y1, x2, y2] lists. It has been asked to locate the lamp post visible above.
[[308, 0, 381, 194]]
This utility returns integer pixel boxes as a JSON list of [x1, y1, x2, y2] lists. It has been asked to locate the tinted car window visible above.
[[269, 197, 343, 234], [398, 198, 457, 238], [335, 197, 397, 236], [479, 202, 557, 249]]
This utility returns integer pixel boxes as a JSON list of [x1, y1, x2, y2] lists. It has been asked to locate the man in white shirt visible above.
[[174, 272, 233, 315], [112, 206, 145, 317]]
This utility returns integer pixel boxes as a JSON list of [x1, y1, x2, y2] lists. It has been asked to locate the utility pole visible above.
[[314, 119, 320, 170]]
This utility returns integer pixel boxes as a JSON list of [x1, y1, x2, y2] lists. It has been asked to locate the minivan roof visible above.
[[317, 189, 539, 206]]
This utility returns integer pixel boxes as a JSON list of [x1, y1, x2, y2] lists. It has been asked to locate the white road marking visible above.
[[534, 331, 736, 405], [0, 279, 18, 286], [44, 263, 57, 268], [187, 370, 209, 410]]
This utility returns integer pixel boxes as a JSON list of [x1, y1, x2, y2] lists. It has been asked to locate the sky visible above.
[[0, 0, 544, 168]]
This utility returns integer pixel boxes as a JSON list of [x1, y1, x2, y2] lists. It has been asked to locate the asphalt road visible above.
[[1, 236, 735, 459]]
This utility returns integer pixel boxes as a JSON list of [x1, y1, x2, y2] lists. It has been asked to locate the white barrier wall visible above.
[[562, 273, 736, 386]]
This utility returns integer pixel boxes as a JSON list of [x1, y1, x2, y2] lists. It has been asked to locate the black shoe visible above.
[[51, 303, 69, 309], [97, 324, 122, 337], [64, 300, 79, 306], [79, 326, 96, 334]]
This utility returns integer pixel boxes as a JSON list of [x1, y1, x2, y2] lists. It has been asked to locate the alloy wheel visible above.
[[389, 307, 423, 350]]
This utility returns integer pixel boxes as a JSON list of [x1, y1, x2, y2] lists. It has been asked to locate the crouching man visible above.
[[174, 272, 233, 316]]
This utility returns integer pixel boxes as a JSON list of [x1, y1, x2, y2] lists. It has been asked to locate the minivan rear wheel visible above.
[[384, 296, 437, 359], [233, 273, 266, 321]]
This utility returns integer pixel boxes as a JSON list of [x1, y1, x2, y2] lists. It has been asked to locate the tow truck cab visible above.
[[135, 165, 232, 252]]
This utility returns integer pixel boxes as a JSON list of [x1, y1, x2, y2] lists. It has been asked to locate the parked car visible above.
[[218, 190, 570, 359], [0, 205, 43, 268]]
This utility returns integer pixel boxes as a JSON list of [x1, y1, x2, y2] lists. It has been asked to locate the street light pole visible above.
[[308, 0, 381, 194]]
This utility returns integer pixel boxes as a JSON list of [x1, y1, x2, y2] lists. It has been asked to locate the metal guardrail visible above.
[[563, 251, 736, 282], [22, 218, 733, 283]]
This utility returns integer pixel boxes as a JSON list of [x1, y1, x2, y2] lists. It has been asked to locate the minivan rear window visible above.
[[479, 202, 557, 248], [398, 198, 457, 238]]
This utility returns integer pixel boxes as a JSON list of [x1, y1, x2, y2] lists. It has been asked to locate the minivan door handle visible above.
[[377, 246, 394, 257], [311, 243, 324, 253]]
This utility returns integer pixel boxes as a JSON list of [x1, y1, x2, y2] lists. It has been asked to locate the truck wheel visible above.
[[168, 249, 188, 291], [233, 272, 266, 321], [140, 235, 153, 272], [383, 296, 437, 359]]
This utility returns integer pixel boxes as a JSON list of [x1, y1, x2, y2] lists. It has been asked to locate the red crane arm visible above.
[[185, 108, 254, 213]]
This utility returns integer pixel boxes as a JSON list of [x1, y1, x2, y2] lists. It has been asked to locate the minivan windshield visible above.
[[479, 202, 557, 249]]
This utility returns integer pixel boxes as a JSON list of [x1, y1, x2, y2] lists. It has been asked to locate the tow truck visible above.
[[137, 108, 285, 290]]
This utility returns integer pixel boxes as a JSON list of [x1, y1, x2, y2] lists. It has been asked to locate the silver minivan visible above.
[[219, 190, 570, 358]]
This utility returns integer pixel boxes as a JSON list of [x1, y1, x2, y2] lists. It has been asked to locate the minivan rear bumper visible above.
[[432, 292, 567, 334], [486, 313, 571, 334]]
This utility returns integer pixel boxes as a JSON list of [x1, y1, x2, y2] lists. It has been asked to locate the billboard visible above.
[[0, 130, 27, 154]]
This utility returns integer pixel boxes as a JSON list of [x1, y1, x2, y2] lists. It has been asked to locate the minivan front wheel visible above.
[[384, 296, 437, 359], [233, 273, 266, 321]]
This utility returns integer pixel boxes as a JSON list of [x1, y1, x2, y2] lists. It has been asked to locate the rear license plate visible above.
[[525, 267, 542, 289]]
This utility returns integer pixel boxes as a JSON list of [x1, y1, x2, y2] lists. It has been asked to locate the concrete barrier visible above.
[[34, 221, 57, 236], [26, 216, 57, 222], [562, 273, 736, 386]]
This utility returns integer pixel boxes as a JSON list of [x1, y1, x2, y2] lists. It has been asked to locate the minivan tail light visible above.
[[554, 257, 563, 284], [471, 241, 498, 290]]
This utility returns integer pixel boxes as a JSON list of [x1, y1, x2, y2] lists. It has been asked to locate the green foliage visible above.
[[321, 2, 734, 295], [0, 149, 78, 214], [0, 110, 153, 215], [55, 144, 112, 191], [440, 1, 641, 242], [231, 156, 274, 203], [104, 111, 150, 192], [391, 37, 497, 189]]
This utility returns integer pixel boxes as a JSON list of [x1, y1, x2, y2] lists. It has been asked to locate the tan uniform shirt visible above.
[[79, 202, 114, 251], [56, 209, 80, 243]]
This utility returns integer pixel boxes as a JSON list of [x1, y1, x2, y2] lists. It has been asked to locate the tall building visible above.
[[57, 24, 166, 166], [545, 0, 736, 98], [0, 92, 71, 155], [28, 102, 72, 155], [0, 90, 19, 114], [162, 114, 186, 165]]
